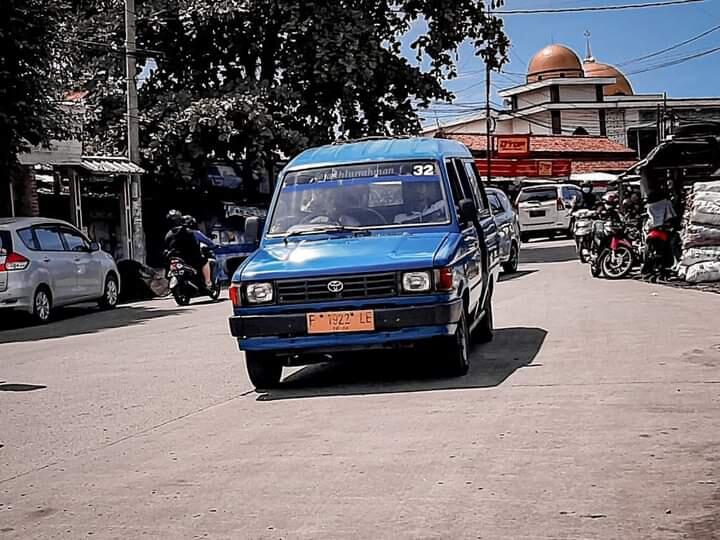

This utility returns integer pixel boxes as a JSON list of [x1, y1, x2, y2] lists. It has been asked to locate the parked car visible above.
[[0, 218, 120, 323], [486, 187, 521, 273], [228, 137, 501, 389], [516, 183, 583, 242]]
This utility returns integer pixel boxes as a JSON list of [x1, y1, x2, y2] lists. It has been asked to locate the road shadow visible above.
[[0, 382, 46, 392], [520, 243, 578, 264], [256, 327, 547, 401], [499, 269, 538, 283], [0, 303, 185, 344]]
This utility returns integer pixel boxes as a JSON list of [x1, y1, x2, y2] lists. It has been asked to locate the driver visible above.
[[394, 181, 446, 224]]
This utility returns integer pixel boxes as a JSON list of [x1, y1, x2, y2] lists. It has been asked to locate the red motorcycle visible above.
[[589, 217, 638, 279]]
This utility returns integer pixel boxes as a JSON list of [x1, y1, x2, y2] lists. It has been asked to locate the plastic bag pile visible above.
[[679, 181, 720, 283]]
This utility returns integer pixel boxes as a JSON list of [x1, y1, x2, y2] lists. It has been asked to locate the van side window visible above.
[[461, 160, 489, 213], [445, 160, 465, 205]]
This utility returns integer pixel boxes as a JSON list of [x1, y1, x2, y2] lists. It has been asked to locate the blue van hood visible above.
[[239, 231, 451, 281]]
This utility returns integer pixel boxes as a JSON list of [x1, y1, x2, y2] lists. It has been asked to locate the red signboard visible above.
[[496, 135, 531, 158], [476, 159, 571, 178]]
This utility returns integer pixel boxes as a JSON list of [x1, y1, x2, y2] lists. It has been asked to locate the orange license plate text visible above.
[[306, 310, 375, 334]]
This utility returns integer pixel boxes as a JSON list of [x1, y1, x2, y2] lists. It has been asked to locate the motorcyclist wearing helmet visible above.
[[183, 215, 216, 250], [164, 210, 212, 289], [579, 181, 597, 210]]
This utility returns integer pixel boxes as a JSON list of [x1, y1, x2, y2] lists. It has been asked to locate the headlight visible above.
[[245, 282, 274, 304], [402, 271, 432, 293]]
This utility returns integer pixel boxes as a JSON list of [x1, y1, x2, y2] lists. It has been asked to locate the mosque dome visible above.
[[527, 44, 584, 83], [583, 60, 634, 96]]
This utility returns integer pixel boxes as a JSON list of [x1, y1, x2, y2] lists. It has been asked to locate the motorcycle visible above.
[[572, 209, 597, 263], [589, 217, 638, 279], [641, 225, 680, 281], [167, 245, 222, 306]]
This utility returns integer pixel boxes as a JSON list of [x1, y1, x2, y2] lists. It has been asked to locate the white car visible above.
[[516, 184, 583, 242], [0, 218, 120, 323]]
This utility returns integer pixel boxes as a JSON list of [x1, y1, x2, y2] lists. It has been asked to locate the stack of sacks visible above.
[[679, 181, 720, 283]]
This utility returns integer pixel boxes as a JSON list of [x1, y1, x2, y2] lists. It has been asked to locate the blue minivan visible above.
[[228, 137, 500, 388]]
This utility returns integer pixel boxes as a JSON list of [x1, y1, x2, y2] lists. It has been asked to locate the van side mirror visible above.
[[89, 241, 100, 252], [245, 217, 263, 243], [458, 198, 477, 224]]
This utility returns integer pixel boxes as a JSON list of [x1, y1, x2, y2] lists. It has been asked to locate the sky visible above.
[[424, 0, 720, 123]]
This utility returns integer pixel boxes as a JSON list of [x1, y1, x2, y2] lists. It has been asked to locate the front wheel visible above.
[[600, 246, 635, 279], [98, 274, 119, 309], [444, 311, 470, 376], [502, 243, 519, 274], [246, 352, 283, 389]]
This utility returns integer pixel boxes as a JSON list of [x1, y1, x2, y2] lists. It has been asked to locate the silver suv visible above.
[[0, 218, 120, 323]]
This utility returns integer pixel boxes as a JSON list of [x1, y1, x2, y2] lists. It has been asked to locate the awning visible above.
[[80, 156, 145, 175]]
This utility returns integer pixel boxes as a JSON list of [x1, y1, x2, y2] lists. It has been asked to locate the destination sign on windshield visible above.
[[285, 161, 438, 184]]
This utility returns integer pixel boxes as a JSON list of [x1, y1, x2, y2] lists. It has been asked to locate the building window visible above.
[[511, 95, 518, 111], [596, 85, 604, 102], [627, 128, 658, 158], [551, 110, 561, 134], [550, 85, 560, 103], [599, 109, 607, 136]]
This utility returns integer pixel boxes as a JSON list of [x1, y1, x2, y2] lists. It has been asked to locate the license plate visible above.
[[529, 210, 546, 218], [307, 310, 375, 334]]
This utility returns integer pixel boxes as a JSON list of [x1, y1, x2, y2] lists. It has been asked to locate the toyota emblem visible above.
[[327, 280, 344, 293]]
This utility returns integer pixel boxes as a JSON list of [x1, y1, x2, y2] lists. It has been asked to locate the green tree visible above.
[[74, 0, 509, 185], [0, 0, 70, 187]]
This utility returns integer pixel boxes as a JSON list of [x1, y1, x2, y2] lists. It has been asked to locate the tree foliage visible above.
[[73, 0, 509, 184], [0, 0, 72, 182]]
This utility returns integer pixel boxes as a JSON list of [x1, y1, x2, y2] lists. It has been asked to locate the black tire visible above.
[[445, 311, 470, 376], [209, 278, 221, 301], [246, 352, 283, 389], [473, 291, 494, 344], [502, 242, 519, 274], [32, 287, 52, 324], [600, 247, 635, 280], [172, 289, 191, 306], [98, 274, 119, 309], [590, 263, 601, 278]]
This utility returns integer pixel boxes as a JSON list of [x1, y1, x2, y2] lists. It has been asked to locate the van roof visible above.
[[286, 137, 472, 171]]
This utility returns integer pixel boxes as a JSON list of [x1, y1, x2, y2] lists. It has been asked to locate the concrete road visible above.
[[1, 239, 719, 539]]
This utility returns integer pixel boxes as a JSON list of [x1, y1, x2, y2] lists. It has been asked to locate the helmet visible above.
[[603, 192, 619, 206], [182, 215, 197, 229], [166, 209, 183, 227], [581, 181, 593, 193]]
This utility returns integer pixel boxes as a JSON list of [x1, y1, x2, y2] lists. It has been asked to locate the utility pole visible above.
[[124, 0, 145, 262], [485, 0, 495, 186]]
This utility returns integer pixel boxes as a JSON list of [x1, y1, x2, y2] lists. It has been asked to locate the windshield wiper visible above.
[[283, 224, 368, 244]]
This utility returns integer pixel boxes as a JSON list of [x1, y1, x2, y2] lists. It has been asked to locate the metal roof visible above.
[[80, 156, 145, 175], [286, 137, 472, 170]]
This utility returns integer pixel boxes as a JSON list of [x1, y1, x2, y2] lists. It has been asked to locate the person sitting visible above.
[[164, 210, 212, 289]]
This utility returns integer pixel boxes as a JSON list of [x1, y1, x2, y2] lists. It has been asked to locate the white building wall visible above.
[[559, 85, 598, 103], [561, 109, 602, 135], [517, 88, 550, 109], [606, 109, 628, 145], [511, 112, 552, 135]]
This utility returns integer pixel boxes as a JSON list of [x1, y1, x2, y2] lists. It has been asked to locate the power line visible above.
[[626, 44, 720, 74], [619, 23, 720, 66], [495, 0, 703, 15]]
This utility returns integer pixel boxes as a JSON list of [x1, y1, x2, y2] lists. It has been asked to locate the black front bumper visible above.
[[228, 300, 463, 339]]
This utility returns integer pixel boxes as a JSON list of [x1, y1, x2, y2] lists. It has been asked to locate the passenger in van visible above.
[[394, 181, 447, 224]]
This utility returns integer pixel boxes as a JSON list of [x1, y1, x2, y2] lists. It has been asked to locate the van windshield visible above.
[[268, 161, 450, 235]]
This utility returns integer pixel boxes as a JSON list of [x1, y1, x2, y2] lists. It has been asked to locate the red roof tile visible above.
[[448, 134, 636, 156]]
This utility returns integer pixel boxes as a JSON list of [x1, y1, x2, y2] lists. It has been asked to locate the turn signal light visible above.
[[229, 284, 241, 307], [0, 252, 30, 272], [435, 267, 454, 292]]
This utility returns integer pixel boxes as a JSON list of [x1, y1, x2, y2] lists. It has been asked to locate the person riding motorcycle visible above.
[[183, 214, 217, 250], [579, 181, 598, 210], [165, 210, 212, 289]]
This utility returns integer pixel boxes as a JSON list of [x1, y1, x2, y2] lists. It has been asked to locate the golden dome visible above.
[[527, 44, 584, 83], [583, 60, 634, 96]]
